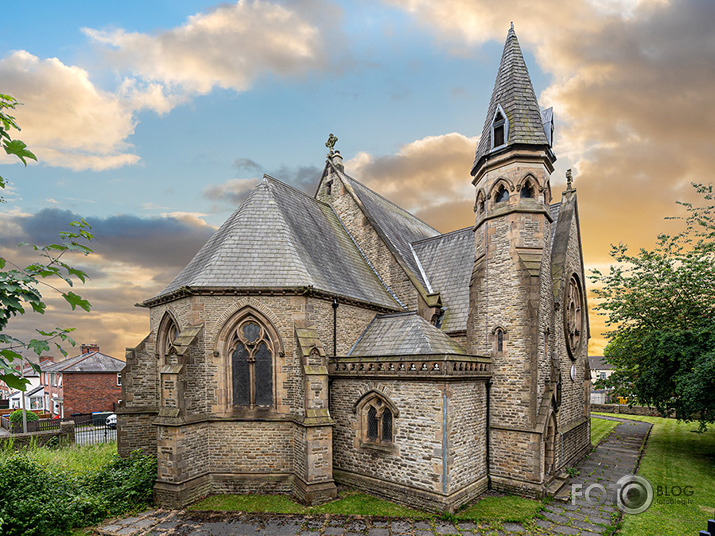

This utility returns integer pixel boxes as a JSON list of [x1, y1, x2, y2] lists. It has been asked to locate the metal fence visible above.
[[0, 412, 116, 445]]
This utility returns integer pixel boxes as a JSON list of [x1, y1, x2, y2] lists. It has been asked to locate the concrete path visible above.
[[95, 416, 651, 536]]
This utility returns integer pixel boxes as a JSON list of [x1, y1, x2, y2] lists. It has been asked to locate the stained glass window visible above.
[[230, 318, 275, 407]]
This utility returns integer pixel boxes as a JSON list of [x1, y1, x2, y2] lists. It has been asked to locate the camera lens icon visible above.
[[615, 475, 653, 514]]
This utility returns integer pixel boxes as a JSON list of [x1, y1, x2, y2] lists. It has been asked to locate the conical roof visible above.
[[151, 176, 399, 309], [471, 25, 551, 175]]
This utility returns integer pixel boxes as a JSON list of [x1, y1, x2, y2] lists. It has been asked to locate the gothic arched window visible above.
[[229, 318, 274, 407], [520, 182, 535, 199], [495, 327, 505, 354], [495, 185, 509, 203], [358, 394, 396, 447], [158, 314, 179, 363]]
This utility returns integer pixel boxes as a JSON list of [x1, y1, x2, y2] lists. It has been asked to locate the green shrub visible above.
[[88, 451, 157, 515], [8, 410, 39, 424], [0, 449, 157, 536]]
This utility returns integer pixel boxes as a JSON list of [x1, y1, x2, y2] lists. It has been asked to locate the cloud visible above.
[[0, 51, 140, 171], [1, 1, 339, 172], [346, 132, 478, 232], [203, 178, 261, 205], [84, 0, 331, 95], [0, 208, 218, 359]]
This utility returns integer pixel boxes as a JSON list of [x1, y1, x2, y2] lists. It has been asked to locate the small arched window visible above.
[[493, 112, 506, 147], [494, 185, 509, 203], [360, 395, 395, 446], [159, 315, 179, 361], [520, 182, 535, 199], [229, 318, 274, 407], [496, 328, 505, 353]]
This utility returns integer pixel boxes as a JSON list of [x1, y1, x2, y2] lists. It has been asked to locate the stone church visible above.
[[118, 27, 591, 512]]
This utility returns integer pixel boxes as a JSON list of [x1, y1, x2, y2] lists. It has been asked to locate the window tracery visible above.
[[494, 184, 509, 203], [359, 394, 395, 447], [229, 318, 274, 407]]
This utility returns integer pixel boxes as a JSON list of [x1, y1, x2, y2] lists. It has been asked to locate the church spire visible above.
[[471, 25, 553, 177]]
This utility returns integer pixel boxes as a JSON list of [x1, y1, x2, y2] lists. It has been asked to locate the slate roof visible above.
[[472, 26, 552, 175], [348, 312, 466, 357], [589, 356, 614, 371], [550, 202, 562, 246], [154, 176, 399, 309], [412, 227, 474, 332], [338, 171, 440, 291], [42, 352, 125, 373]]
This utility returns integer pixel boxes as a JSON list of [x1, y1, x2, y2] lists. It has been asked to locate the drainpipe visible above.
[[486, 379, 492, 489], [442, 392, 448, 495], [332, 298, 339, 356]]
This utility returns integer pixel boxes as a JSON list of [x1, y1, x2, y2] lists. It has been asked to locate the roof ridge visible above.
[[263, 174, 330, 208], [412, 226, 472, 246]]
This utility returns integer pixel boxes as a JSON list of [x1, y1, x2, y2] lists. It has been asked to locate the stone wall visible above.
[[592, 404, 675, 418], [330, 377, 488, 511], [317, 168, 418, 310], [0, 421, 74, 449]]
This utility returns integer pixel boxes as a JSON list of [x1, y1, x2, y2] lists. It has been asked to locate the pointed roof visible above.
[[348, 312, 466, 357], [332, 166, 440, 292], [152, 176, 399, 309], [471, 25, 552, 175]]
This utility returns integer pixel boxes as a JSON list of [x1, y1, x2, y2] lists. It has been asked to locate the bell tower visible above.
[[467, 24, 559, 495]]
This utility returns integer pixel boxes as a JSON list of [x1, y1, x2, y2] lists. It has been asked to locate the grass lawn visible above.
[[593, 413, 715, 536], [0, 440, 116, 476], [191, 489, 544, 525], [590, 416, 620, 446]]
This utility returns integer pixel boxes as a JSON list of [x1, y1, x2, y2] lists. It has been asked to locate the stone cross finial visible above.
[[566, 168, 573, 190], [325, 133, 338, 155]]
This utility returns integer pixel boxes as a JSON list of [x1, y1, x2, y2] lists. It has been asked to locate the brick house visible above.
[[120, 26, 591, 511], [42, 344, 125, 417]]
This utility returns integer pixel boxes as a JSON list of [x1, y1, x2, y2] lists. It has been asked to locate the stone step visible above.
[[546, 472, 570, 502]]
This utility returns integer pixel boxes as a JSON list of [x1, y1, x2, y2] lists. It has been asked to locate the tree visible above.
[[591, 183, 715, 429], [0, 93, 93, 392]]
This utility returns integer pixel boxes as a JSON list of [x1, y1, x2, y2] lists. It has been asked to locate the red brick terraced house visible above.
[[42, 344, 125, 417]]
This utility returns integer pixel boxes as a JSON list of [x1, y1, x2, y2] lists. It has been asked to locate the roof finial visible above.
[[566, 168, 574, 191], [510, 21, 514, 31], [325, 133, 338, 156]]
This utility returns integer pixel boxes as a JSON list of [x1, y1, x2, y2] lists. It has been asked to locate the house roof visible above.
[[153, 176, 400, 310], [42, 352, 125, 373], [412, 227, 474, 332], [348, 312, 467, 357], [472, 25, 552, 175], [337, 170, 440, 292], [9, 384, 44, 398], [589, 356, 614, 371]]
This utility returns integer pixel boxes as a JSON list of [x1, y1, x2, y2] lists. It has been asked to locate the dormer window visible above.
[[491, 105, 509, 150]]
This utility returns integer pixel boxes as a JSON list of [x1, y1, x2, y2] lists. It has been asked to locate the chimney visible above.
[[81, 343, 100, 355]]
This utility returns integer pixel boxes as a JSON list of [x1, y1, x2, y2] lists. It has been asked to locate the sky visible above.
[[1, 0, 714, 361]]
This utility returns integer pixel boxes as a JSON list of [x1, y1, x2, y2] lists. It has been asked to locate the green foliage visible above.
[[0, 93, 94, 391], [591, 183, 715, 429], [8, 409, 39, 424], [87, 452, 157, 516], [0, 446, 156, 536]]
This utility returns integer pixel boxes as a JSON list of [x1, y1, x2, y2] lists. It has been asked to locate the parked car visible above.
[[106, 413, 117, 429]]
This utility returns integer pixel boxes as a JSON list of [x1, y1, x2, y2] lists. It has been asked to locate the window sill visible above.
[[359, 440, 396, 453]]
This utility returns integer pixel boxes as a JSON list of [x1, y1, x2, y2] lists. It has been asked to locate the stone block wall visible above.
[[330, 377, 488, 511]]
